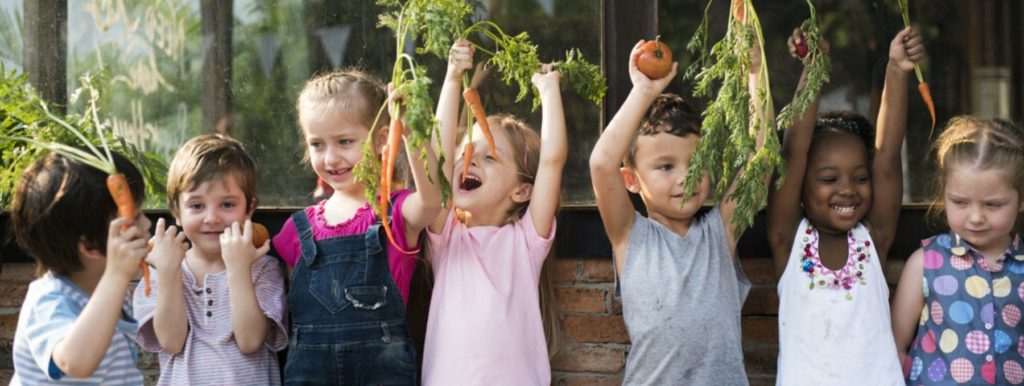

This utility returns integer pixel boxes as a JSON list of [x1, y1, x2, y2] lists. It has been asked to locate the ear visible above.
[[510, 182, 533, 204], [620, 167, 640, 194], [78, 238, 105, 262], [247, 197, 259, 218]]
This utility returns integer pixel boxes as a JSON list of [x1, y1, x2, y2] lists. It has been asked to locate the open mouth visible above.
[[460, 175, 482, 191], [831, 205, 856, 213]]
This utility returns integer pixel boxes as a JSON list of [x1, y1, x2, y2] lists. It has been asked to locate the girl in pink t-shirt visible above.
[[422, 40, 567, 386], [271, 69, 442, 385]]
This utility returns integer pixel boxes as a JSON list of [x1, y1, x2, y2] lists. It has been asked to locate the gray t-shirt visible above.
[[619, 207, 751, 386]]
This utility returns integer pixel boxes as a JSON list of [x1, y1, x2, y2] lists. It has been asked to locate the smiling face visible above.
[[177, 174, 252, 260], [453, 124, 533, 225], [301, 108, 377, 197], [801, 131, 872, 235], [944, 165, 1023, 256], [623, 132, 710, 225]]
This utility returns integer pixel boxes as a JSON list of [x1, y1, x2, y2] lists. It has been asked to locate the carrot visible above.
[[461, 142, 474, 184], [918, 81, 936, 137], [462, 88, 497, 161], [107, 173, 151, 297], [378, 116, 418, 255], [734, 0, 745, 23]]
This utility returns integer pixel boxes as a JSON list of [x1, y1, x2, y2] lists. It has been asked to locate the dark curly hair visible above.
[[624, 93, 702, 168], [812, 111, 875, 161]]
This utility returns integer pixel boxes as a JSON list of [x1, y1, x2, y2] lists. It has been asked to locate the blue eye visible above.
[[340, 139, 354, 145]]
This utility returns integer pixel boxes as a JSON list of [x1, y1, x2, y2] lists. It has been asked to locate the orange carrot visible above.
[[378, 117, 418, 255], [462, 88, 497, 161], [107, 173, 151, 297], [918, 82, 936, 137], [734, 0, 745, 22], [461, 142, 474, 184]]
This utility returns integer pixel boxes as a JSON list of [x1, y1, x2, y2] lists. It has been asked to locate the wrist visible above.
[[886, 62, 911, 77]]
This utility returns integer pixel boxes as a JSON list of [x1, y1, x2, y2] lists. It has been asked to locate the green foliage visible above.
[[685, 0, 830, 234], [0, 68, 167, 210]]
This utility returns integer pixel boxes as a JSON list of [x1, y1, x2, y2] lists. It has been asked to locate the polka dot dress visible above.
[[906, 233, 1024, 385]]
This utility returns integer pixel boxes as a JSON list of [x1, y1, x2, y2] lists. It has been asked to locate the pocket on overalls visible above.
[[345, 285, 389, 310], [308, 251, 367, 314]]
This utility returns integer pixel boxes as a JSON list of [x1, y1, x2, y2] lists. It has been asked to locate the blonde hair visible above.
[[928, 116, 1024, 226], [167, 134, 258, 219]]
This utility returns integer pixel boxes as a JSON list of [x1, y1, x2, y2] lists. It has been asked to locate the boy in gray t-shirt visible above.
[[589, 42, 768, 385]]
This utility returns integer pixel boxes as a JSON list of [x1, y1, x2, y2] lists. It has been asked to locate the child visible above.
[[132, 134, 287, 385], [271, 69, 443, 384], [590, 39, 771, 385], [766, 27, 924, 385], [892, 117, 1024, 385], [421, 40, 565, 385], [10, 151, 149, 384]]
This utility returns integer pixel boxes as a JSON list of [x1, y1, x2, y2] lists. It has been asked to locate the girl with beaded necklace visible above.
[[766, 27, 924, 385], [892, 117, 1024, 385]]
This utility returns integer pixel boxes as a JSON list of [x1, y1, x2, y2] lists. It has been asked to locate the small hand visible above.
[[448, 39, 475, 78], [105, 217, 150, 279], [145, 218, 188, 272], [787, 28, 830, 61], [531, 63, 561, 92], [220, 220, 269, 271], [889, 27, 925, 73], [470, 62, 491, 89], [628, 40, 677, 94]]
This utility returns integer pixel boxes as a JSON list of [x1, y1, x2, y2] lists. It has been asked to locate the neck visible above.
[[67, 260, 106, 296], [186, 248, 226, 273], [648, 211, 695, 238]]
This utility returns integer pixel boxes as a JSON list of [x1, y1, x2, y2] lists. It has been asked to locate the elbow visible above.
[[237, 340, 263, 355], [58, 360, 99, 379], [589, 154, 616, 175], [161, 340, 184, 355]]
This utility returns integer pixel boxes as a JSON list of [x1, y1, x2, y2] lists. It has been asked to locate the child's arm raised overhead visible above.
[[719, 39, 771, 255], [221, 220, 273, 354], [891, 248, 925, 369], [397, 101, 444, 245], [766, 28, 825, 278], [148, 218, 189, 354], [429, 39, 474, 234], [52, 217, 149, 378], [590, 41, 677, 273], [529, 65, 567, 237], [866, 27, 924, 262]]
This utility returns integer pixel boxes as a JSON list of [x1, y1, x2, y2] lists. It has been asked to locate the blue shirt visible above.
[[11, 273, 143, 385]]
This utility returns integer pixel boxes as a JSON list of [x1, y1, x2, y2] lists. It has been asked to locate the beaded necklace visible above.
[[799, 223, 872, 300]]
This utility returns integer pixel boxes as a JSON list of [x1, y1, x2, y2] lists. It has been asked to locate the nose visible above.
[[967, 206, 985, 225], [203, 209, 220, 225]]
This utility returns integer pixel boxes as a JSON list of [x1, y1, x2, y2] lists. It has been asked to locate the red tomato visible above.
[[252, 223, 269, 248], [795, 39, 809, 59], [637, 38, 673, 79]]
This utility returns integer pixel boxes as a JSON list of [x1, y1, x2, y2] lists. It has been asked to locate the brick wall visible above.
[[0, 257, 906, 385]]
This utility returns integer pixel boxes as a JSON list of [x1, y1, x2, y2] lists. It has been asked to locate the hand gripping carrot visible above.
[[106, 172, 152, 296], [379, 116, 418, 255], [462, 87, 497, 162]]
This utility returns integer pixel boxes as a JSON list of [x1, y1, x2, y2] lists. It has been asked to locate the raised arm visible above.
[[589, 40, 676, 273], [891, 248, 925, 368], [528, 65, 566, 237], [429, 39, 474, 233], [766, 28, 824, 278], [719, 38, 772, 254], [222, 220, 273, 354], [866, 27, 924, 262], [148, 218, 189, 354]]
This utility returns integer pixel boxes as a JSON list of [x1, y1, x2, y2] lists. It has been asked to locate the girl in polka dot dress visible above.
[[893, 117, 1024, 385]]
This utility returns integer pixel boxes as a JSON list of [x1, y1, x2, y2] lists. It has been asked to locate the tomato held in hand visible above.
[[795, 38, 809, 59], [637, 37, 673, 80], [252, 223, 269, 248]]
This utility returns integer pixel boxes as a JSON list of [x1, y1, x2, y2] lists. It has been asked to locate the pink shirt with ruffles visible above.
[[272, 189, 418, 305]]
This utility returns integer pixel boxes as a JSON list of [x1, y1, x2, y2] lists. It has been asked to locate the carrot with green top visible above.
[[379, 116, 418, 255], [897, 0, 936, 136], [462, 87, 497, 161]]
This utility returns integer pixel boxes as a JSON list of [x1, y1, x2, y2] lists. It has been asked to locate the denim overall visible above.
[[283, 209, 417, 385]]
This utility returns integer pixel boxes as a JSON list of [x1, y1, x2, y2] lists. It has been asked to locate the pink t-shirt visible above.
[[422, 209, 556, 386], [271, 189, 418, 305]]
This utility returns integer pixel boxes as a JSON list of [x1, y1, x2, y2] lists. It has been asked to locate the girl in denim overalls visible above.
[[420, 41, 567, 386], [893, 117, 1024, 385], [272, 70, 443, 385]]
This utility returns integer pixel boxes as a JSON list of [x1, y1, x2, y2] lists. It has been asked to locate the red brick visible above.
[[556, 287, 608, 313], [741, 317, 779, 346], [557, 375, 624, 386], [742, 286, 779, 316], [582, 259, 615, 282], [551, 345, 626, 373], [0, 263, 36, 282], [562, 315, 629, 344], [611, 296, 622, 315], [740, 258, 776, 286], [744, 344, 780, 378], [0, 369, 11, 385], [748, 375, 778, 386], [550, 258, 580, 284], [0, 313, 18, 340]]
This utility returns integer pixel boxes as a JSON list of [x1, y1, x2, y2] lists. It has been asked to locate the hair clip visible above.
[[951, 233, 967, 256]]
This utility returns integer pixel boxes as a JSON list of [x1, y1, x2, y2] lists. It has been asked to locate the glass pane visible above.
[[0, 2, 23, 72], [659, 0, 1024, 204], [66, 0, 602, 208]]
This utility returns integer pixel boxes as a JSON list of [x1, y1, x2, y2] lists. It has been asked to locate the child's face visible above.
[[944, 165, 1023, 256], [176, 175, 252, 260], [623, 132, 710, 224], [801, 132, 871, 235], [301, 108, 373, 196], [453, 125, 530, 221]]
